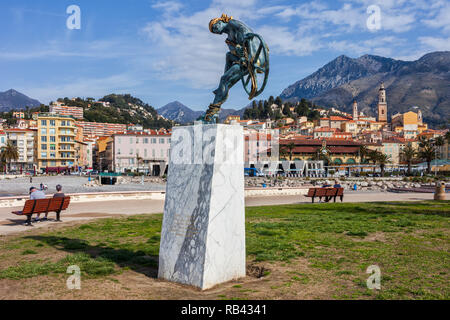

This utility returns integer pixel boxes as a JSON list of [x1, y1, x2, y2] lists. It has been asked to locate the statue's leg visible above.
[[205, 64, 245, 122], [213, 64, 243, 105]]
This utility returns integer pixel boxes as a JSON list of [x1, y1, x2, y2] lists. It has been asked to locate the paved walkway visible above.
[[0, 192, 435, 236]]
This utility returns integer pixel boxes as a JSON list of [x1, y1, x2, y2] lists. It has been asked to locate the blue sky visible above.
[[0, 0, 449, 111]]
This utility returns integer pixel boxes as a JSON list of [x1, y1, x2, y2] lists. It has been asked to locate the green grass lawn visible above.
[[0, 201, 448, 299]]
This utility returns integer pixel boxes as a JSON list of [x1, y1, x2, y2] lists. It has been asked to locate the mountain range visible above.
[[0, 89, 41, 111], [158, 51, 449, 127], [2, 51, 448, 127], [281, 51, 450, 127], [157, 101, 247, 124]]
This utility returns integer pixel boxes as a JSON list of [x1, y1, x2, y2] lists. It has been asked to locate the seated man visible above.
[[322, 181, 332, 188], [319, 181, 332, 202], [333, 180, 342, 188], [29, 187, 46, 222], [52, 184, 65, 222]]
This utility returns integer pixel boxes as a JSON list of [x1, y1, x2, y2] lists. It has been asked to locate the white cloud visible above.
[[152, 1, 184, 13], [419, 36, 450, 51], [257, 26, 322, 56], [23, 73, 142, 104], [422, 2, 450, 33]]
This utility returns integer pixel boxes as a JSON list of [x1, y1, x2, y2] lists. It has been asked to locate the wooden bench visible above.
[[305, 188, 344, 203], [12, 197, 71, 226]]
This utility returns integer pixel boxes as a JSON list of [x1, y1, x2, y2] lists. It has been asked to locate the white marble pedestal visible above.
[[158, 124, 245, 290]]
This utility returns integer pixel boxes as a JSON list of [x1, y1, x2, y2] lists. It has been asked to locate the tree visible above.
[[417, 137, 436, 174], [0, 141, 19, 173], [312, 146, 331, 165], [275, 96, 283, 107], [281, 142, 296, 161], [273, 109, 283, 120], [400, 143, 417, 176], [435, 136, 445, 148], [377, 152, 391, 177], [282, 104, 292, 118], [359, 145, 370, 164], [367, 150, 380, 174], [445, 131, 450, 143]]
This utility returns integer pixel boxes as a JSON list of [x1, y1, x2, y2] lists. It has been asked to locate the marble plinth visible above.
[[158, 124, 245, 290]]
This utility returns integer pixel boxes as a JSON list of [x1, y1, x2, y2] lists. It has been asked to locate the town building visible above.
[[49, 102, 84, 119], [224, 115, 241, 124], [279, 138, 362, 165], [105, 131, 171, 175], [4, 128, 37, 172], [391, 110, 428, 139], [12, 112, 25, 119], [0, 130, 6, 149], [76, 121, 127, 137], [36, 113, 77, 172], [313, 127, 336, 139]]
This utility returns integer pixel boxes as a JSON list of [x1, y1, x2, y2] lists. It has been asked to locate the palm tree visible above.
[[312, 146, 331, 165], [0, 141, 19, 174], [435, 136, 445, 147], [359, 145, 370, 164], [367, 150, 379, 174], [281, 142, 296, 161], [400, 143, 417, 176], [445, 130, 450, 143], [418, 137, 436, 174], [377, 153, 391, 177], [279, 148, 289, 161]]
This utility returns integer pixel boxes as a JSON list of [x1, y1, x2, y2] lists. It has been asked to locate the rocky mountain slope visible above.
[[281, 52, 450, 127], [0, 89, 41, 111]]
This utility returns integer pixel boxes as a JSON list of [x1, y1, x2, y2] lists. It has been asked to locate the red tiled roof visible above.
[[291, 146, 359, 154], [314, 127, 337, 132], [330, 116, 351, 121], [280, 138, 361, 146]]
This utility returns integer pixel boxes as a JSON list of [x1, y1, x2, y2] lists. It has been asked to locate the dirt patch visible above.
[[0, 257, 352, 300]]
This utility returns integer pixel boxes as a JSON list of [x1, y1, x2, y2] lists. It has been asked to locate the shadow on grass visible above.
[[25, 235, 159, 279]]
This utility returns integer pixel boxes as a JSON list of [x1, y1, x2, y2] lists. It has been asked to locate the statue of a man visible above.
[[204, 14, 268, 122]]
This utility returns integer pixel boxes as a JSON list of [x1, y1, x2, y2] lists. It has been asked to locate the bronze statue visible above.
[[203, 14, 269, 123]]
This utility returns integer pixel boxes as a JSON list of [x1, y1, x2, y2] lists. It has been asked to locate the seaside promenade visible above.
[[0, 191, 434, 236]]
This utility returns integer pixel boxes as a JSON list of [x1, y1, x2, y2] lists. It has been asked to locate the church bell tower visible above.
[[352, 100, 358, 120], [377, 82, 387, 122]]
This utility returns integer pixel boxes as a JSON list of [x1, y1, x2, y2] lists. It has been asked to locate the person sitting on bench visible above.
[[29, 187, 46, 222], [52, 184, 65, 222], [333, 180, 342, 188], [321, 181, 332, 202]]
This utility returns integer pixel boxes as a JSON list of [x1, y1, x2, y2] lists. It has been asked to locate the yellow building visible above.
[[341, 120, 357, 135], [37, 113, 76, 171], [391, 110, 428, 139], [224, 115, 241, 124]]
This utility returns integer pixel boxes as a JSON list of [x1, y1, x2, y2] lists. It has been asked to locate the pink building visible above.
[[106, 131, 171, 175]]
